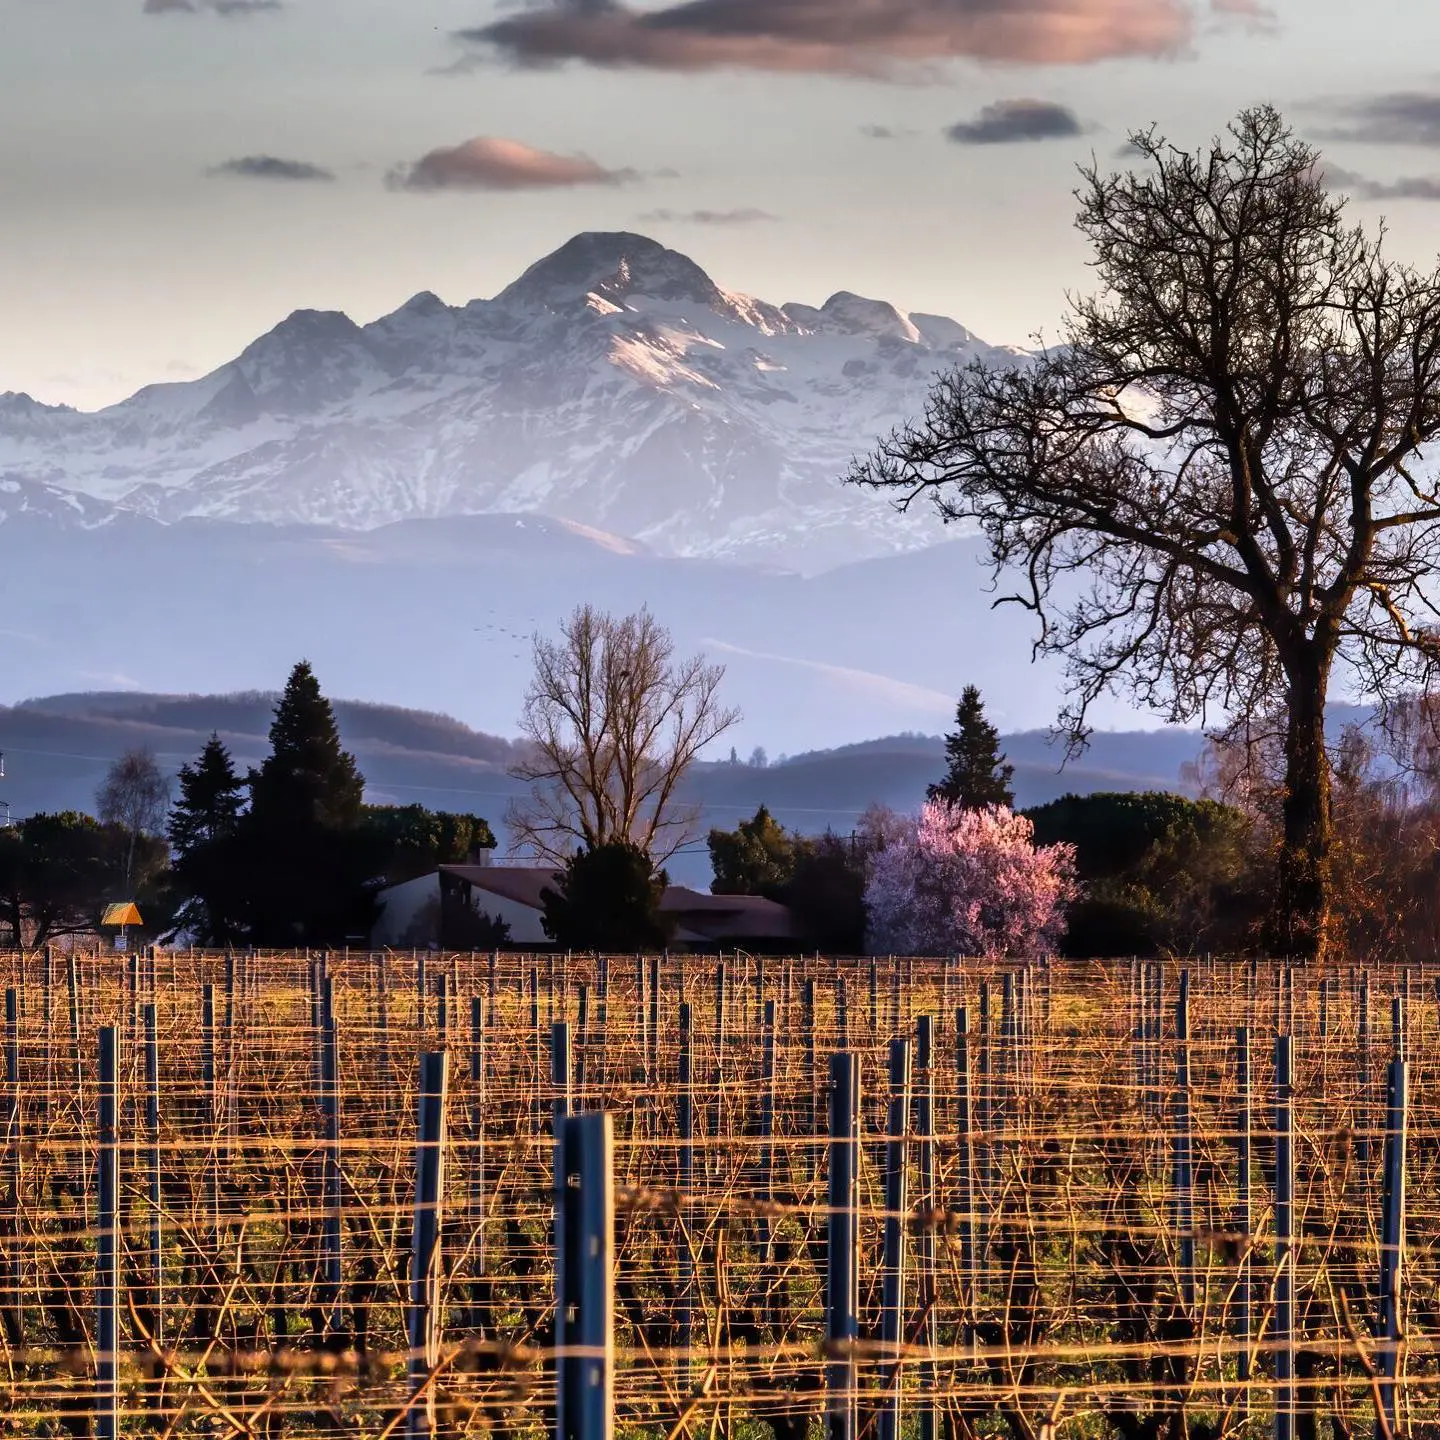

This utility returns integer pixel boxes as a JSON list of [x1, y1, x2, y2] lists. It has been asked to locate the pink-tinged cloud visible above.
[[462, 0, 1222, 76], [386, 138, 636, 192]]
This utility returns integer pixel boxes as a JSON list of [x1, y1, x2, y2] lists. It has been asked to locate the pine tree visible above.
[[928, 686, 1015, 810], [240, 662, 376, 947], [248, 661, 364, 829], [168, 734, 247, 945], [169, 735, 245, 853]]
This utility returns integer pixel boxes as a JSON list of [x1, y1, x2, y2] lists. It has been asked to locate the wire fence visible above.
[[0, 947, 1431, 1437]]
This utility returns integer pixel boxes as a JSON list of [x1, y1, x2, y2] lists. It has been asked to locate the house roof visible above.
[[428, 864, 798, 940], [439, 864, 558, 909]]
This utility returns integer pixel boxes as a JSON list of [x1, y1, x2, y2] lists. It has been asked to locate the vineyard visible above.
[[0, 948, 1430, 1438]]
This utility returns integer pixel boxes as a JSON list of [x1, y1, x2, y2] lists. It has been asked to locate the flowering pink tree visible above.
[[865, 800, 1077, 956]]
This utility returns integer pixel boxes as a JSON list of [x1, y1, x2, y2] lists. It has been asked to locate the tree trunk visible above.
[[1273, 653, 1333, 959]]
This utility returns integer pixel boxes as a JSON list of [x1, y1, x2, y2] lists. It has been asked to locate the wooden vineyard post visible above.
[[977, 981, 993, 1236], [1235, 1025, 1252, 1413], [1274, 1032, 1295, 1440], [552, 1022, 573, 1136], [68, 953, 82, 1112], [826, 1052, 860, 1440], [634, 956, 647, 1086], [1378, 1052, 1407, 1438], [1174, 971, 1195, 1310], [469, 994, 487, 1296], [804, 981, 818, 1132], [869, 959, 879, 1034], [878, 1038, 912, 1440], [677, 1002, 695, 1382], [320, 975, 342, 1340], [202, 983, 220, 1233], [597, 955, 609, 1048], [712, 961, 727, 1177], [955, 1004, 977, 1341], [379, 953, 391, 1111], [3, 988, 18, 1347], [914, 1015, 937, 1440], [144, 1002, 163, 1352], [96, 1026, 119, 1440], [417, 951, 428, 1036], [648, 956, 661, 1088], [1358, 973, 1372, 1170], [408, 1051, 449, 1440], [555, 1112, 615, 1440], [760, 999, 777, 1265]]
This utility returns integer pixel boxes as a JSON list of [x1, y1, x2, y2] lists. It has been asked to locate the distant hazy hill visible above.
[[0, 690, 1203, 887]]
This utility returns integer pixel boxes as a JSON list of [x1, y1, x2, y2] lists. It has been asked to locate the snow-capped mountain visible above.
[[0, 232, 1019, 568]]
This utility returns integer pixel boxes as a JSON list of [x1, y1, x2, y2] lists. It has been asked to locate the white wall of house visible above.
[[372, 874, 440, 946], [372, 874, 550, 947], [469, 889, 549, 946]]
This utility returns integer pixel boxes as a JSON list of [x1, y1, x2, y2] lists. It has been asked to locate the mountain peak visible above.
[[495, 231, 724, 312], [820, 291, 921, 344]]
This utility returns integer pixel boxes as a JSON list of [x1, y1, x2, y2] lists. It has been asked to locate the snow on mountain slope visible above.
[[0, 232, 1021, 568]]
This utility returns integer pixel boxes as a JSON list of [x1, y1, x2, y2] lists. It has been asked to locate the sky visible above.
[[7, 0, 1440, 410]]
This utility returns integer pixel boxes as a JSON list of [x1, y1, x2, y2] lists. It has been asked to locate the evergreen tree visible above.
[[707, 806, 796, 898], [248, 661, 364, 830], [540, 841, 672, 951], [168, 734, 247, 945], [928, 686, 1015, 810], [169, 735, 245, 853], [240, 662, 377, 946]]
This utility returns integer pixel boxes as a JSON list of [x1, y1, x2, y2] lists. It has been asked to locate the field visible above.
[[0, 948, 1429, 1438]]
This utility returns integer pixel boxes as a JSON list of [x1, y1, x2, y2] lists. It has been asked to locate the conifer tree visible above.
[[248, 661, 364, 830], [169, 735, 245, 854], [167, 734, 247, 944], [241, 662, 376, 946], [928, 686, 1015, 810]]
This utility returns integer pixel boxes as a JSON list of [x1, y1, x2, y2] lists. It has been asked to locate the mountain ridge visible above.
[[0, 231, 1021, 570]]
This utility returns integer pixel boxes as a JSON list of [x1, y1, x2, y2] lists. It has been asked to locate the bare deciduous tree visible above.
[[96, 746, 172, 892], [506, 605, 740, 864], [850, 106, 1440, 957]]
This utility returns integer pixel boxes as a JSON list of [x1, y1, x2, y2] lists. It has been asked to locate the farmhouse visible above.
[[372, 862, 799, 949]]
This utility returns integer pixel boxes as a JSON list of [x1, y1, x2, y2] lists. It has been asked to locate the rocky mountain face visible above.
[[0, 232, 1019, 569]]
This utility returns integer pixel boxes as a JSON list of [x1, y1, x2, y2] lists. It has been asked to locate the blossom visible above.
[[864, 800, 1076, 956]]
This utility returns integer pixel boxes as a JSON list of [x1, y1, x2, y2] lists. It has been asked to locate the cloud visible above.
[[861, 123, 915, 139], [945, 98, 1086, 144], [1322, 163, 1440, 202], [1314, 93, 1440, 147], [386, 137, 635, 191], [459, 0, 1217, 78], [207, 155, 336, 182], [144, 0, 282, 13], [637, 206, 778, 224]]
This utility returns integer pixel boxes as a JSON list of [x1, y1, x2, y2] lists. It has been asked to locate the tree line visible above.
[[0, 661, 498, 951]]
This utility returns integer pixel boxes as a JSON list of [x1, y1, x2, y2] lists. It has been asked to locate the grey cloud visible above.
[[1314, 93, 1440, 146], [387, 137, 635, 191], [144, 0, 282, 13], [208, 155, 336, 182], [638, 206, 778, 225], [861, 124, 915, 140], [946, 99, 1086, 145], [1323, 164, 1440, 202], [459, 0, 1203, 78]]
